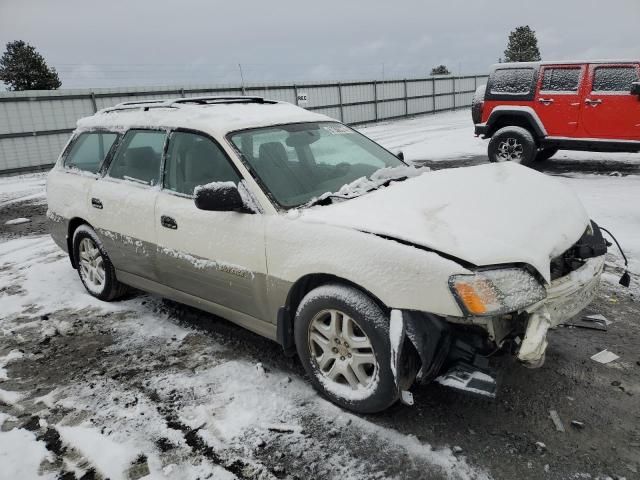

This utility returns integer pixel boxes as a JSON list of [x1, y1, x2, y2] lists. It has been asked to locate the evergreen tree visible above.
[[0, 40, 61, 91], [503, 26, 541, 62], [430, 65, 451, 75]]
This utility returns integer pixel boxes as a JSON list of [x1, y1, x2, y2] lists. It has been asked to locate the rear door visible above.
[[154, 130, 269, 322], [582, 63, 640, 139], [534, 64, 584, 137], [88, 129, 166, 281]]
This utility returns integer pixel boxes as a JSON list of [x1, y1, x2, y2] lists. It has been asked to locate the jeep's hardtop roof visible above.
[[491, 60, 639, 70], [76, 97, 333, 136]]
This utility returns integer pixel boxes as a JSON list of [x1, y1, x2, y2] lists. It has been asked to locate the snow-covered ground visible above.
[[0, 109, 639, 480]]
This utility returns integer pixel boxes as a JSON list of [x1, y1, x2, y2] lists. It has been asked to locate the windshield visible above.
[[228, 122, 406, 207]]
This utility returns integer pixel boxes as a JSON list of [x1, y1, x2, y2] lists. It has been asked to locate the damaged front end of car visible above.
[[395, 220, 610, 399]]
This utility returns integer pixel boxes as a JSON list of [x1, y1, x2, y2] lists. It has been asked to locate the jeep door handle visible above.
[[538, 98, 554, 105], [160, 215, 178, 230], [585, 98, 602, 106], [91, 197, 103, 209]]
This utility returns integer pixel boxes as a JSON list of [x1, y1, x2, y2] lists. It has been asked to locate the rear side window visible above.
[[107, 130, 166, 186], [163, 131, 241, 196], [541, 68, 581, 92], [490, 68, 535, 94], [64, 132, 117, 173], [593, 67, 639, 92]]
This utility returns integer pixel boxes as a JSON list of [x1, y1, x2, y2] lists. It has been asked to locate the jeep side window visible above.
[[593, 67, 639, 93], [64, 132, 118, 174], [107, 130, 166, 186], [490, 68, 534, 94], [541, 68, 581, 92], [163, 131, 241, 196]]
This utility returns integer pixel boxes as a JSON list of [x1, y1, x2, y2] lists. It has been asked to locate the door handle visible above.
[[91, 198, 103, 209], [161, 215, 178, 230], [538, 98, 554, 105], [585, 98, 602, 106]]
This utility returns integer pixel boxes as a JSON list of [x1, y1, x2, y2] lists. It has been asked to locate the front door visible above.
[[581, 63, 640, 139], [88, 129, 167, 280], [534, 64, 584, 137], [154, 130, 269, 322]]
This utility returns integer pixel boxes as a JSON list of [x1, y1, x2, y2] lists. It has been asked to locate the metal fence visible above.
[[0, 74, 487, 174]]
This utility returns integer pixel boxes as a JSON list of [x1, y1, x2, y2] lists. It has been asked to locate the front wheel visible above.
[[488, 126, 537, 166], [72, 224, 127, 301], [294, 284, 401, 413]]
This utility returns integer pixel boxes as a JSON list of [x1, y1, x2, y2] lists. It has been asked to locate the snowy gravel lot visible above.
[[1, 110, 639, 480]]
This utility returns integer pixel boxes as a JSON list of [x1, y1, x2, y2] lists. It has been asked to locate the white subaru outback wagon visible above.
[[47, 96, 608, 413]]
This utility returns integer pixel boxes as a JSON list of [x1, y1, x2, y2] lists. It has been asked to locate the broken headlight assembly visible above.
[[449, 268, 547, 316]]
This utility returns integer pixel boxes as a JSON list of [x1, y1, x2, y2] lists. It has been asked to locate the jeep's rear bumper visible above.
[[474, 123, 487, 136], [518, 255, 605, 366]]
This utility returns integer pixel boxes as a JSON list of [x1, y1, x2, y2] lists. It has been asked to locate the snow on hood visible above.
[[299, 162, 589, 283]]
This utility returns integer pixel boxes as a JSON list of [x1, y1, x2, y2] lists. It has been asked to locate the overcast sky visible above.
[[1, 0, 639, 89]]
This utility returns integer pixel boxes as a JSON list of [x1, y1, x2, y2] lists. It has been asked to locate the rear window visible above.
[[490, 68, 535, 94], [64, 132, 118, 173], [107, 130, 166, 186], [541, 68, 581, 92], [593, 66, 639, 92]]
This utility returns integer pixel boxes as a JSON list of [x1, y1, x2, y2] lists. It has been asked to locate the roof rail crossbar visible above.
[[171, 96, 273, 105]]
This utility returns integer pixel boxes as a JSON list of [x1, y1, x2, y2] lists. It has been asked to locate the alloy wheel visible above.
[[78, 237, 106, 292], [497, 137, 524, 162], [308, 309, 378, 390]]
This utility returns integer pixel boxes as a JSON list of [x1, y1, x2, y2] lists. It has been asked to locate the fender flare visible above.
[[485, 106, 547, 138]]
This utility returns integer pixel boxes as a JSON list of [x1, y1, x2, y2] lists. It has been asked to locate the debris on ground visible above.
[[563, 314, 610, 331], [452, 446, 463, 454], [4, 217, 31, 225], [265, 424, 303, 434], [535, 442, 546, 453], [401, 390, 414, 406], [591, 350, 620, 364], [549, 410, 565, 432], [571, 420, 585, 429]]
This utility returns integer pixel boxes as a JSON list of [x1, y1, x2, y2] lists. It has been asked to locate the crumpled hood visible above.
[[300, 162, 589, 283]]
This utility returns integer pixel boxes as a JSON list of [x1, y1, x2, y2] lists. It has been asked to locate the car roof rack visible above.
[[101, 95, 276, 113]]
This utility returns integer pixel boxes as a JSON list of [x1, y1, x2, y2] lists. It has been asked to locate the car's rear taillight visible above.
[[471, 84, 486, 125]]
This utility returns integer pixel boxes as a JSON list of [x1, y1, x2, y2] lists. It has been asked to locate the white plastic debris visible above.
[[400, 390, 414, 406], [591, 350, 620, 364], [549, 410, 565, 432], [4, 217, 30, 225], [583, 314, 612, 326]]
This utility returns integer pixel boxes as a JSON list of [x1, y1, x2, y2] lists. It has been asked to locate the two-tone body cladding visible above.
[[47, 96, 610, 412]]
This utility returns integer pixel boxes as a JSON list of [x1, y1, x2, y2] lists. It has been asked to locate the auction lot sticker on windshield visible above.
[[323, 124, 351, 135]]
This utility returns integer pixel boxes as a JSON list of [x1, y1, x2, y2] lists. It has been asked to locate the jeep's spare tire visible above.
[[488, 126, 537, 166]]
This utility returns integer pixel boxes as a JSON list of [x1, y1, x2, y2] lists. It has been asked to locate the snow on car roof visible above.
[[76, 99, 333, 136]]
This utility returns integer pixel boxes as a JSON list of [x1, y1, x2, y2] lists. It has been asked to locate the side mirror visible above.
[[631, 82, 640, 96], [194, 182, 253, 213], [396, 151, 405, 161]]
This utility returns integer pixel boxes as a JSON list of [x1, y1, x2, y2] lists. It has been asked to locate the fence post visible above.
[[337, 82, 344, 122], [89, 92, 97, 113], [452, 76, 456, 110], [403, 79, 408, 118], [373, 80, 378, 122], [293, 84, 299, 106], [431, 77, 436, 113]]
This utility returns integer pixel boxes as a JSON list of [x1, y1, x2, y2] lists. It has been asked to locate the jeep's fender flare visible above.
[[484, 106, 547, 138]]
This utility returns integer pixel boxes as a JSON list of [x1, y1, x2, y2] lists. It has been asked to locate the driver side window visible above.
[[163, 131, 241, 196]]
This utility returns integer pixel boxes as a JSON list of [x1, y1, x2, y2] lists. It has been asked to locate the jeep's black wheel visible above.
[[488, 126, 537, 166], [294, 284, 403, 414], [536, 147, 558, 163], [72, 224, 128, 301]]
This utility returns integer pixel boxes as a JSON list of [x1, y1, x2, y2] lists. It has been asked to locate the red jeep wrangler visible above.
[[473, 61, 640, 165]]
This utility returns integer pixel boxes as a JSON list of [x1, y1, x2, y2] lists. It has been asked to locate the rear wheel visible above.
[[535, 147, 558, 163], [294, 284, 401, 413], [72, 225, 127, 301], [488, 126, 537, 166]]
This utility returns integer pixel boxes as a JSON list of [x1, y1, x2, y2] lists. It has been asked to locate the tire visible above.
[[72, 224, 127, 301], [294, 284, 400, 413], [535, 147, 558, 163], [488, 126, 537, 166]]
